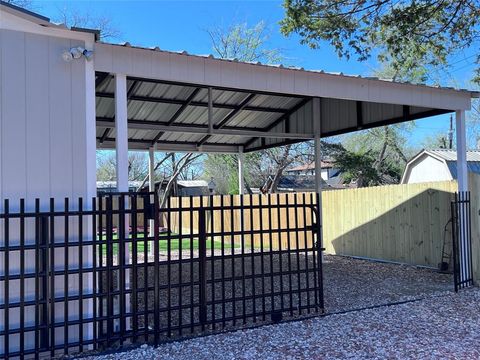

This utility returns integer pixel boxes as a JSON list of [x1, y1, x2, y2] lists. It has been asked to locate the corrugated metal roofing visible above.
[[96, 72, 453, 152], [95, 74, 313, 150], [447, 161, 480, 179], [426, 149, 480, 162]]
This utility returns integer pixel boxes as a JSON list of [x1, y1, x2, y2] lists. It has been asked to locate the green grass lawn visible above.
[[98, 233, 238, 253]]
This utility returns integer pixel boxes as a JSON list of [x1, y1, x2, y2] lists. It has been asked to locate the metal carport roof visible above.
[[93, 42, 479, 154]]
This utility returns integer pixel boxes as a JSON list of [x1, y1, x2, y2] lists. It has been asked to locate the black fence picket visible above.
[[0, 192, 323, 359], [451, 191, 474, 292]]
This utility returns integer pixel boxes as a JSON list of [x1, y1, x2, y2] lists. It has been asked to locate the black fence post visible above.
[[315, 193, 324, 312], [452, 195, 459, 292], [39, 215, 49, 350], [198, 207, 207, 328], [451, 191, 473, 292]]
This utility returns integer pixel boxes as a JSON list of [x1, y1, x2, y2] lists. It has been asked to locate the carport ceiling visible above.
[[95, 72, 452, 153]]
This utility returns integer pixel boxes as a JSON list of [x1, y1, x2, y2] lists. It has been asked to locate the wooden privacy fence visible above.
[[322, 180, 458, 268], [98, 179, 466, 269], [168, 193, 317, 250], [97, 194, 317, 250]]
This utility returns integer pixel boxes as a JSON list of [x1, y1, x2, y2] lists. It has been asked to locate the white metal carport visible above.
[[1, 1, 480, 356], [92, 41, 477, 197]]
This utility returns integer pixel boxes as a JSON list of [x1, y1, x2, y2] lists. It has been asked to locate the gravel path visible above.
[[80, 288, 480, 360]]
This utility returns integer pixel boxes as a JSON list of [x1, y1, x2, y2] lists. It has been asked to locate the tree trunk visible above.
[[375, 126, 389, 172]]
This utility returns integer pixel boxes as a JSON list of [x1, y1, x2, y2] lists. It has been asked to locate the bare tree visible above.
[[159, 153, 202, 208], [205, 20, 308, 194], [136, 153, 174, 191], [207, 21, 283, 64], [4, 1, 121, 41], [96, 151, 148, 182], [54, 5, 121, 40], [262, 144, 310, 193]]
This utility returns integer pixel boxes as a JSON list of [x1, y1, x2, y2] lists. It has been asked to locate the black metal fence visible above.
[[451, 191, 474, 292], [0, 192, 323, 359]]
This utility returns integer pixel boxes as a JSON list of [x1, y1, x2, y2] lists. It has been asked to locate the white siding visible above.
[[0, 29, 93, 209], [404, 155, 451, 183], [0, 28, 95, 354]]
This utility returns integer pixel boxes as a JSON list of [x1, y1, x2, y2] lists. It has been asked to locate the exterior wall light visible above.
[[62, 47, 94, 62]]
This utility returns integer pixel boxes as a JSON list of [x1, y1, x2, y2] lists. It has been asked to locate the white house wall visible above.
[[0, 26, 95, 354], [404, 155, 452, 183], [0, 28, 95, 208]]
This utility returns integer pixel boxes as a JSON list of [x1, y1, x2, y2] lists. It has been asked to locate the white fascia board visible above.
[[400, 164, 411, 184], [0, 8, 93, 43], [400, 150, 429, 183], [423, 150, 456, 164], [94, 43, 473, 111]]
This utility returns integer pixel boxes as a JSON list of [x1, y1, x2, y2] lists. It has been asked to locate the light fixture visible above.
[[62, 50, 74, 62], [83, 49, 94, 61], [61, 47, 94, 62]]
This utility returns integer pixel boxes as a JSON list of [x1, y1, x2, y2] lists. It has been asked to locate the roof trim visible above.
[[95, 42, 478, 101], [71, 27, 101, 41], [95, 43, 473, 111], [0, 0, 50, 22]]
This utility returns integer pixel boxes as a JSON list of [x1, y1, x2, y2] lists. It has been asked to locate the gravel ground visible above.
[[100, 253, 451, 340], [323, 255, 452, 311], [80, 288, 480, 359], [83, 255, 454, 359]]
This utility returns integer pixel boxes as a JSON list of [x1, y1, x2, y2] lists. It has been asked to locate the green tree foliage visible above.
[[318, 64, 417, 187], [281, 0, 480, 84], [323, 125, 413, 187]]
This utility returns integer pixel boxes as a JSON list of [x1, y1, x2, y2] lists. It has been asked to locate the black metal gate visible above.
[[98, 192, 324, 346], [451, 191, 474, 292], [0, 192, 323, 358]]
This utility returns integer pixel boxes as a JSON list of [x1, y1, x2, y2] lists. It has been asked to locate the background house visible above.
[[284, 160, 348, 189], [274, 174, 328, 193], [285, 160, 339, 179], [401, 149, 480, 184], [141, 179, 210, 197], [97, 180, 143, 194]]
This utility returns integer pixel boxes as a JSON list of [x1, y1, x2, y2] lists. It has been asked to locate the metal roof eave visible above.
[[94, 42, 475, 111]]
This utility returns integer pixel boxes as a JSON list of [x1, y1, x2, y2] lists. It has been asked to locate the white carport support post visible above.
[[115, 74, 129, 193], [238, 146, 245, 194], [148, 146, 156, 256], [115, 73, 131, 327], [84, 36, 96, 348], [455, 109, 469, 285], [313, 98, 323, 261], [456, 110, 468, 192]]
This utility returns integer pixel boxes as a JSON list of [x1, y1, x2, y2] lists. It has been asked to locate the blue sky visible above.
[[31, 0, 479, 149]]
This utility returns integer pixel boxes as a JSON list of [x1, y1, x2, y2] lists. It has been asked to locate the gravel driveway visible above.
[[80, 288, 480, 359]]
